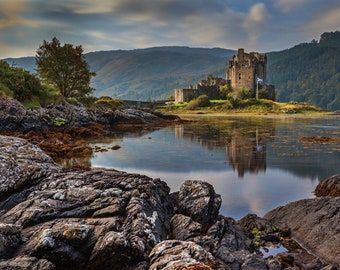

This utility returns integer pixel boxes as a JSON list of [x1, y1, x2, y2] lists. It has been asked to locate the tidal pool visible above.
[[59, 115, 340, 219]]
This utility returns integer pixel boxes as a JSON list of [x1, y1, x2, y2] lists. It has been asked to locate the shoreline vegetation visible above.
[[159, 98, 336, 116]]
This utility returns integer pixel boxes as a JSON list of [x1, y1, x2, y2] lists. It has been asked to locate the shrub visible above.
[[228, 87, 253, 104], [53, 117, 66, 127], [186, 99, 200, 110], [196, 95, 211, 107], [258, 90, 270, 100], [94, 96, 123, 110], [186, 95, 211, 110], [66, 97, 78, 105], [38, 85, 62, 107], [219, 84, 230, 99], [215, 100, 233, 110], [0, 83, 13, 97], [78, 95, 97, 107]]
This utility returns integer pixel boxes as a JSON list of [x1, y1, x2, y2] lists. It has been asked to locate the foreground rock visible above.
[[0, 136, 172, 269], [264, 196, 340, 267], [0, 136, 61, 214], [314, 174, 340, 197], [0, 135, 338, 269], [149, 240, 215, 270], [264, 174, 340, 268]]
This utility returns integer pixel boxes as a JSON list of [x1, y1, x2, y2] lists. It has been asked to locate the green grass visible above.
[[159, 99, 327, 115], [20, 99, 41, 109]]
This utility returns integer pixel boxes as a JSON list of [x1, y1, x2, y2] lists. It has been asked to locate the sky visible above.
[[0, 0, 339, 59]]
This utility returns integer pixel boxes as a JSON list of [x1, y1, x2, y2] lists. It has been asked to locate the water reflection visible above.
[[174, 117, 276, 177], [226, 127, 267, 177], [55, 116, 340, 219], [55, 156, 92, 168]]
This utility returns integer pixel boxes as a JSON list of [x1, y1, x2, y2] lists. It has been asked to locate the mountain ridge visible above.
[[2, 31, 339, 109]]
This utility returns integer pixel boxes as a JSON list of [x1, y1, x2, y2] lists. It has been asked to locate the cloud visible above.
[[0, 42, 14, 54], [0, 0, 42, 29], [0, 42, 34, 58], [110, 0, 225, 20], [0, 0, 339, 58], [304, 7, 340, 34], [56, 0, 114, 14], [243, 3, 270, 49], [275, 0, 313, 13]]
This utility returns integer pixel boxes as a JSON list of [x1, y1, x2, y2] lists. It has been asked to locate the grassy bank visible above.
[[158, 99, 333, 116]]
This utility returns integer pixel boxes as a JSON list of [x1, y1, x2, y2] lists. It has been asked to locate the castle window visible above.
[[239, 73, 241, 80]]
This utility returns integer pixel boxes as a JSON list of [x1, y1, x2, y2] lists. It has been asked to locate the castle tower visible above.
[[226, 48, 267, 92]]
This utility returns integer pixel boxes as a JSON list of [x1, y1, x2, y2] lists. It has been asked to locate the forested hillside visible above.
[[85, 47, 233, 100], [2, 32, 339, 109], [267, 31, 340, 110], [4, 47, 233, 101]]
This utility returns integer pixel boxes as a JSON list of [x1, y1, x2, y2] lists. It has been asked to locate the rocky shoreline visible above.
[[0, 97, 181, 162], [0, 98, 339, 269], [0, 135, 339, 269]]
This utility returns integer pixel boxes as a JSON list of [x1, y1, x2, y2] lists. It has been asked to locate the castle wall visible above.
[[175, 88, 197, 103], [174, 75, 226, 103]]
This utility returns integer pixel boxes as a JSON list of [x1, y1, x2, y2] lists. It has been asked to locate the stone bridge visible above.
[[122, 100, 167, 108]]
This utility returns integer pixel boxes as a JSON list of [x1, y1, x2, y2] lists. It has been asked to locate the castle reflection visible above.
[[226, 127, 266, 177], [175, 119, 275, 177]]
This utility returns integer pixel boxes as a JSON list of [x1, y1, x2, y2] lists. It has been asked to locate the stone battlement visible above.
[[227, 48, 266, 92]]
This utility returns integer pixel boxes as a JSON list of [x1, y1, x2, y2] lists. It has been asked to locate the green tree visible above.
[[36, 37, 95, 99], [219, 84, 230, 99]]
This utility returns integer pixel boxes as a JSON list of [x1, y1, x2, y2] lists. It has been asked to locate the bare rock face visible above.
[[170, 214, 202, 240], [0, 168, 172, 269], [169, 213, 253, 268], [314, 174, 340, 197], [264, 197, 340, 267], [241, 254, 266, 270], [149, 240, 215, 270], [0, 135, 172, 269], [0, 223, 21, 259], [0, 98, 177, 134], [0, 135, 61, 212], [0, 98, 26, 131], [0, 255, 56, 270], [114, 109, 163, 124], [176, 180, 222, 228]]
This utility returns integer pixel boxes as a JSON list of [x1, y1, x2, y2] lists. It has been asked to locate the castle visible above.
[[174, 48, 275, 103], [227, 48, 266, 92], [174, 74, 227, 103]]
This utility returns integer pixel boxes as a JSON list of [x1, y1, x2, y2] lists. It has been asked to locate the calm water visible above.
[[59, 115, 340, 220]]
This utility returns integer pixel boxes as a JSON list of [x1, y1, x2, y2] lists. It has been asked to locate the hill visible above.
[[85, 46, 234, 100], [267, 31, 340, 110], [2, 31, 339, 109], [3, 47, 234, 101]]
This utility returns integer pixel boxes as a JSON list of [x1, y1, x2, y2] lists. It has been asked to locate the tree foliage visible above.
[[0, 60, 40, 101], [36, 37, 95, 99]]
